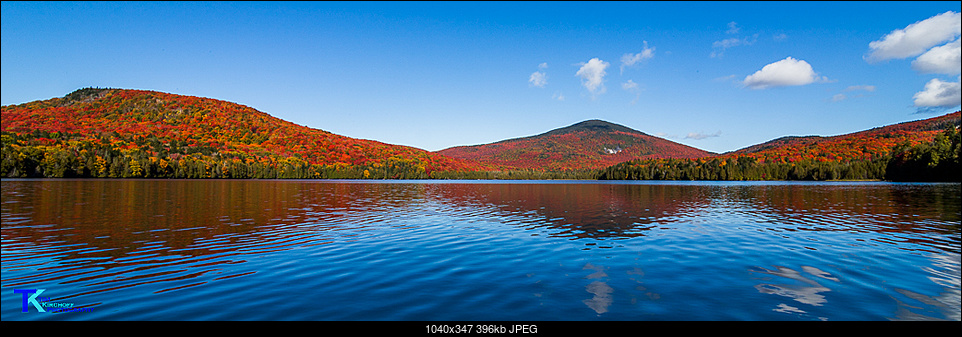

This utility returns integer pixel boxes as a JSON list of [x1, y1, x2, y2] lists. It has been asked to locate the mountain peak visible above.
[[437, 119, 713, 170], [542, 119, 646, 137]]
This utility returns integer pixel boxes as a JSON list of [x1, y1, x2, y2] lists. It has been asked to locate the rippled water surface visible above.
[[2, 179, 959, 321]]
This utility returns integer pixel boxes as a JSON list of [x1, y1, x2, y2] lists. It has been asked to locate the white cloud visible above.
[[866, 11, 961, 62], [867, 12, 961, 108], [743, 57, 826, 89], [832, 85, 876, 102], [710, 21, 758, 57], [846, 85, 877, 92], [714, 38, 743, 49], [911, 39, 961, 75], [529, 71, 547, 88], [710, 34, 757, 58], [684, 131, 722, 140], [913, 76, 961, 107], [622, 80, 641, 104], [528, 63, 550, 87], [713, 74, 737, 83], [620, 41, 655, 73], [576, 58, 610, 96], [552, 92, 565, 101], [773, 33, 788, 42], [726, 22, 740, 34]]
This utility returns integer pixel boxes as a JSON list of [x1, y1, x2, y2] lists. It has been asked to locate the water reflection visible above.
[[424, 182, 960, 248], [7, 180, 954, 255], [581, 263, 612, 315], [1, 179, 432, 302], [433, 182, 712, 240], [892, 253, 961, 321], [751, 265, 839, 317], [1, 179, 959, 320]]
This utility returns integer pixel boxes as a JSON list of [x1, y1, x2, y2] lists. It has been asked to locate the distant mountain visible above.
[[437, 119, 715, 170], [725, 111, 961, 163], [1, 88, 484, 178], [598, 111, 960, 181]]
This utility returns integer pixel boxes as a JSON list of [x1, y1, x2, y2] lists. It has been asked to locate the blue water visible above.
[[2, 179, 959, 321]]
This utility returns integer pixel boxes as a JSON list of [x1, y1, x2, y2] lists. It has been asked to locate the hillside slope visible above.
[[437, 119, 715, 170], [1, 88, 484, 178], [598, 111, 960, 181], [726, 111, 960, 163]]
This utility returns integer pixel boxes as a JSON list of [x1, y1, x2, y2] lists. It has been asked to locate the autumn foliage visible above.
[[3, 88, 958, 181], [1, 88, 486, 178], [438, 119, 714, 171], [598, 112, 960, 181]]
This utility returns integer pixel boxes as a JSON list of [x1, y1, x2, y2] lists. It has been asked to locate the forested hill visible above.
[[540, 119, 647, 136], [1, 88, 486, 178], [437, 119, 715, 170], [728, 111, 961, 157], [598, 111, 960, 182], [3, 88, 958, 181]]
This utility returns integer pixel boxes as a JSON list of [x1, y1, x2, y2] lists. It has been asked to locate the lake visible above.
[[1, 179, 959, 321]]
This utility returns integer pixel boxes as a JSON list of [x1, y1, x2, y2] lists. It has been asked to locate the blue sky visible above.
[[2, 1, 960, 153]]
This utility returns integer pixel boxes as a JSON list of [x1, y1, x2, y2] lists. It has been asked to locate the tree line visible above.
[[1, 130, 437, 180], [597, 127, 960, 182], [2, 127, 959, 182]]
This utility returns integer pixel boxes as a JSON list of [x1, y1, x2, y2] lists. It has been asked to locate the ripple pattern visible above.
[[2, 180, 959, 321]]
